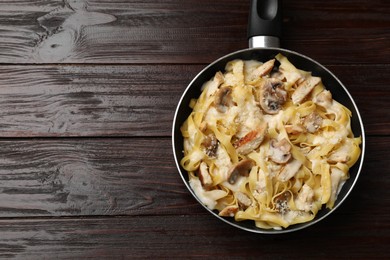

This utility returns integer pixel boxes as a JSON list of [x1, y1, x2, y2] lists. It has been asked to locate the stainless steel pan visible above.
[[172, 0, 365, 234]]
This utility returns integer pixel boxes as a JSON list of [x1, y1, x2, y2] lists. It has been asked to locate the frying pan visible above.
[[172, 0, 365, 234]]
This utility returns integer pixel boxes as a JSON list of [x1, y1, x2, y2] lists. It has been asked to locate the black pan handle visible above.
[[247, 0, 282, 48]]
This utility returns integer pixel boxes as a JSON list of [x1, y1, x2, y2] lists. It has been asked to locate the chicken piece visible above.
[[219, 205, 239, 217], [224, 60, 244, 87], [328, 150, 350, 163], [328, 153, 350, 164], [278, 159, 302, 182], [203, 71, 224, 97], [269, 138, 292, 164], [292, 76, 321, 104], [314, 90, 333, 109], [258, 78, 287, 114], [198, 162, 213, 188], [236, 191, 252, 210], [327, 139, 354, 164], [248, 59, 275, 81], [235, 122, 267, 155], [295, 184, 314, 212], [328, 167, 346, 208], [285, 124, 305, 135]]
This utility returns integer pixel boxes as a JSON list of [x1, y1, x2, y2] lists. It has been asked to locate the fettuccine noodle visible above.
[[180, 54, 361, 229]]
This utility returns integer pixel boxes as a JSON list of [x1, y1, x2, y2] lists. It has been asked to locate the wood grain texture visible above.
[[0, 210, 388, 259], [0, 138, 199, 217], [0, 0, 388, 258], [0, 136, 387, 218], [0, 64, 201, 137], [0, 0, 388, 64], [282, 0, 390, 65], [0, 64, 388, 137]]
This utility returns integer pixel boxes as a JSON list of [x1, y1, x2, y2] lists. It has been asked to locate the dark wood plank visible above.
[[282, 0, 390, 65], [0, 0, 388, 64], [0, 0, 248, 64], [0, 0, 387, 258], [329, 64, 390, 136], [0, 64, 389, 137], [0, 136, 387, 218], [0, 64, 202, 137], [0, 138, 200, 217], [0, 209, 388, 259]]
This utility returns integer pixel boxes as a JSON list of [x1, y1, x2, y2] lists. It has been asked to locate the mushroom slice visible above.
[[214, 86, 235, 113], [274, 191, 291, 214], [258, 78, 287, 114], [236, 191, 252, 210], [269, 138, 292, 164], [235, 122, 267, 155], [249, 59, 275, 80], [219, 205, 238, 217], [198, 162, 213, 188], [278, 159, 302, 182], [201, 133, 218, 157], [227, 159, 254, 184], [292, 76, 321, 104], [303, 112, 323, 133]]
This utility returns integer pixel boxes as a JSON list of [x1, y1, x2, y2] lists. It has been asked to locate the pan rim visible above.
[[172, 47, 365, 234]]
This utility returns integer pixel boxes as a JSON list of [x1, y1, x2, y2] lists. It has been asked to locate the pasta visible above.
[[180, 54, 361, 229]]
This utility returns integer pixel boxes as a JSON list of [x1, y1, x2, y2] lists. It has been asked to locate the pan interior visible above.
[[172, 47, 364, 234]]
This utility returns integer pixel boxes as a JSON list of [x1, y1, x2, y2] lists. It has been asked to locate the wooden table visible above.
[[0, 0, 389, 258]]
